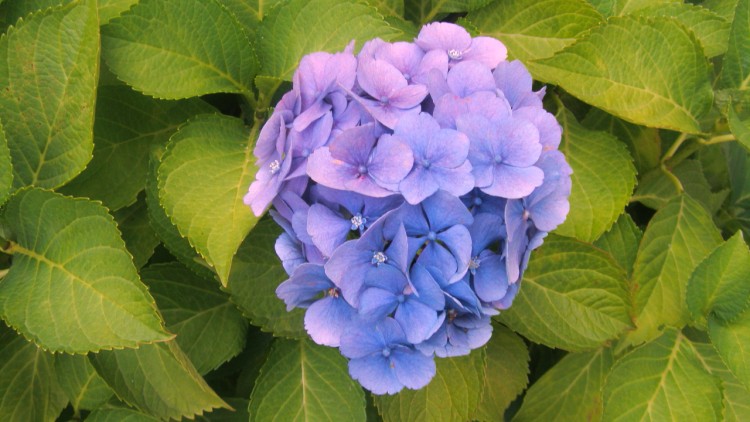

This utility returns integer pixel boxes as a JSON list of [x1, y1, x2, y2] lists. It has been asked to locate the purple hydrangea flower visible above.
[[340, 318, 436, 394], [415, 22, 507, 69]]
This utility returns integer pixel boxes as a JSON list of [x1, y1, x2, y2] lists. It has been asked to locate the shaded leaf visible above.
[[158, 114, 257, 286], [498, 235, 631, 352], [227, 217, 304, 338], [114, 196, 160, 269], [249, 338, 366, 422], [468, 0, 603, 62], [102, 0, 257, 99], [0, 188, 170, 353], [718, 0, 750, 89], [54, 353, 114, 411], [0, 324, 67, 421], [406, 0, 492, 23], [0, 121, 13, 206], [0, 0, 98, 189], [475, 324, 529, 421], [142, 262, 248, 375], [60, 85, 214, 211], [514, 348, 613, 422], [624, 195, 723, 346], [693, 341, 750, 422], [554, 109, 637, 242], [86, 405, 161, 422], [531, 16, 714, 133], [708, 307, 750, 392], [90, 340, 229, 420], [593, 213, 643, 278], [375, 350, 485, 422]]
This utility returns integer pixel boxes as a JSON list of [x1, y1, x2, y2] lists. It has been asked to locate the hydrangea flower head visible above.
[[244, 22, 571, 395]]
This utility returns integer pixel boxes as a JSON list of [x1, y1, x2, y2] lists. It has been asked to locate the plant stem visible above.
[[660, 133, 690, 193], [698, 134, 736, 145]]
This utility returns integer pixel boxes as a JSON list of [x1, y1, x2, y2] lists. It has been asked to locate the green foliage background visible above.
[[0, 0, 748, 420]]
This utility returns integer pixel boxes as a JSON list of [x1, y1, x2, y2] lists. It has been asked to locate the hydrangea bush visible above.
[[243, 22, 572, 393], [0, 0, 748, 421]]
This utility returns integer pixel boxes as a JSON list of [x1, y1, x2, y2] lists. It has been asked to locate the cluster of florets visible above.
[[244, 22, 571, 395]]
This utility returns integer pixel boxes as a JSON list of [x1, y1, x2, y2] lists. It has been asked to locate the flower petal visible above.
[[305, 296, 357, 347]]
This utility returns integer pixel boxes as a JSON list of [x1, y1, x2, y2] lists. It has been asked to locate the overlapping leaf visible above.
[[249, 338, 366, 421], [158, 114, 258, 286], [60, 85, 214, 211], [102, 0, 258, 99], [142, 262, 248, 374], [89, 340, 229, 420], [603, 329, 722, 421], [583, 108, 661, 174], [54, 354, 114, 412], [406, 0, 491, 23], [594, 213, 643, 278], [375, 350, 485, 422], [0, 325, 67, 421], [0, 188, 171, 353], [693, 341, 750, 422], [624, 195, 723, 346], [709, 307, 750, 392], [554, 109, 636, 242], [0, 0, 98, 189], [498, 235, 631, 351], [0, 121, 13, 206], [468, 0, 603, 62], [719, 0, 750, 89], [227, 217, 305, 338], [531, 16, 714, 133], [514, 348, 613, 421], [113, 196, 160, 269]]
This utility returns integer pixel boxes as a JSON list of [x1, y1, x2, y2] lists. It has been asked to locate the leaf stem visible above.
[[660, 133, 690, 193], [698, 134, 736, 145]]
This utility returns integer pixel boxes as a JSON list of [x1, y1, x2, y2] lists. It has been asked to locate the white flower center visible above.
[[371, 251, 388, 266], [269, 159, 281, 174], [469, 256, 481, 274], [448, 49, 463, 60], [350, 214, 366, 231]]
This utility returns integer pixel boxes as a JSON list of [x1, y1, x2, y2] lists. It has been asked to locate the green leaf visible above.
[[90, 340, 229, 420], [86, 405, 161, 422], [723, 143, 750, 242], [54, 354, 114, 412], [602, 329, 722, 421], [633, 3, 731, 57], [406, 0, 492, 23], [249, 338, 366, 422], [587, 0, 680, 17], [234, 327, 275, 397], [227, 217, 305, 338], [475, 324, 529, 421], [727, 95, 750, 152], [158, 114, 258, 286], [0, 324, 67, 421], [0, 188, 171, 353], [582, 108, 661, 174], [467, 0, 604, 62], [497, 235, 631, 351], [693, 341, 750, 422], [687, 232, 750, 323], [633, 160, 730, 214], [102, 0, 257, 99], [195, 398, 250, 421], [217, 0, 286, 38], [98, 0, 140, 24], [145, 150, 215, 279], [142, 262, 248, 375], [59, 85, 215, 211], [703, 0, 741, 21], [375, 350, 485, 422], [624, 195, 723, 347], [593, 213, 643, 278], [0, 121, 13, 206], [0, 0, 98, 189], [530, 16, 714, 133], [257, 0, 399, 80], [718, 0, 750, 89], [113, 196, 160, 269], [514, 347, 614, 422], [554, 109, 636, 242], [366, 0, 404, 17], [708, 307, 750, 392]]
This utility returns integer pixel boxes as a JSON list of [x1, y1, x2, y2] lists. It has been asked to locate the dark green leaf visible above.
[[86, 405, 161, 422], [375, 350, 485, 422], [90, 340, 229, 420], [718, 0, 750, 89], [54, 353, 114, 411], [0, 324, 67, 421], [0, 0, 98, 189], [114, 196, 160, 269], [102, 0, 258, 99], [0, 188, 171, 353], [158, 114, 258, 286], [142, 262, 248, 374], [498, 235, 631, 351], [475, 324, 529, 421], [554, 109, 637, 242], [406, 0, 492, 23], [603, 329, 722, 421], [624, 195, 723, 346], [249, 338, 366, 422], [708, 307, 750, 392], [227, 217, 305, 338], [531, 16, 714, 133], [514, 347, 613, 422], [60, 85, 214, 211], [0, 121, 13, 206], [693, 341, 750, 422], [587, 0, 680, 17], [468, 0, 603, 62]]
